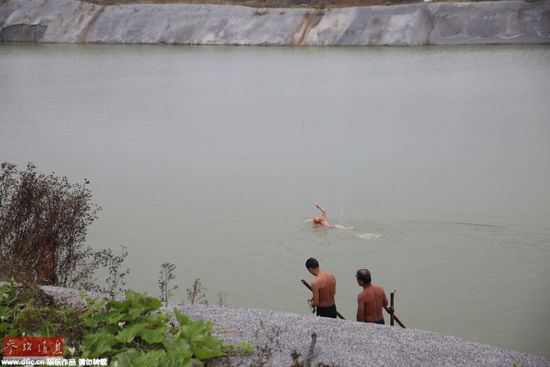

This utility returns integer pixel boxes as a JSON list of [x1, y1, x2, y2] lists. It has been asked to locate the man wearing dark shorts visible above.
[[316, 304, 337, 318], [305, 258, 338, 318], [355, 268, 393, 324]]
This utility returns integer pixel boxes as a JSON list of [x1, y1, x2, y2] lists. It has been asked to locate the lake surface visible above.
[[1, 43, 549, 357]]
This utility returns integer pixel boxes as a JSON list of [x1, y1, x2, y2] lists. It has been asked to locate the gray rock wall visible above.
[[1, 0, 549, 45]]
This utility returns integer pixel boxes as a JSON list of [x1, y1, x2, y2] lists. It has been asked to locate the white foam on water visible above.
[[333, 224, 355, 230], [357, 233, 383, 240]]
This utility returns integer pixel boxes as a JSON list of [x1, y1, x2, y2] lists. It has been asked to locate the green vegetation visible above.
[[0, 162, 128, 296], [159, 262, 179, 307], [186, 278, 208, 305], [0, 280, 86, 350], [0, 163, 249, 365], [80, 289, 242, 366], [0, 280, 253, 366]]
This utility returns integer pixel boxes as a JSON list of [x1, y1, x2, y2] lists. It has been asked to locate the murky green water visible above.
[[1, 43, 549, 357]]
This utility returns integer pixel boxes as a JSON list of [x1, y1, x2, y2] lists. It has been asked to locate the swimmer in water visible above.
[[312, 204, 330, 227]]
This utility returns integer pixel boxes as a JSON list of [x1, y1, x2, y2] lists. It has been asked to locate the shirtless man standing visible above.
[[356, 268, 393, 324], [305, 258, 337, 318], [312, 204, 330, 227]]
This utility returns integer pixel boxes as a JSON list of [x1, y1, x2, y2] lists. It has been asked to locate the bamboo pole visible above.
[[384, 289, 406, 329], [390, 290, 395, 326], [384, 306, 405, 328]]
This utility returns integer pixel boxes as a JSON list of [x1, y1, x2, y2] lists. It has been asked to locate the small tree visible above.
[[96, 245, 130, 299], [216, 291, 228, 307], [0, 162, 100, 286], [158, 262, 178, 307], [186, 278, 207, 305], [0, 162, 128, 293]]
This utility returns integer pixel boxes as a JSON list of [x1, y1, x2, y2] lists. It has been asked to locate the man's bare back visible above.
[[356, 268, 390, 324], [311, 271, 336, 308], [305, 257, 338, 318], [357, 284, 387, 322]]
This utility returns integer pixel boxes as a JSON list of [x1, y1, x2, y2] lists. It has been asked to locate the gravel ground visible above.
[[39, 286, 550, 367], [175, 304, 550, 367]]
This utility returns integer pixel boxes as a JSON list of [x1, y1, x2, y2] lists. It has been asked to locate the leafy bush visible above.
[[0, 162, 100, 286], [0, 281, 252, 366], [0, 280, 87, 354]]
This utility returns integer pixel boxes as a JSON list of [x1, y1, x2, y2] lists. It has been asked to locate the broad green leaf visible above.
[[203, 336, 226, 350], [144, 297, 161, 312], [81, 332, 118, 358], [128, 305, 145, 320], [160, 350, 195, 367], [148, 312, 167, 326], [189, 320, 212, 337], [138, 326, 167, 344], [106, 310, 126, 325], [116, 323, 147, 344], [161, 337, 196, 367], [174, 310, 191, 326], [114, 348, 167, 367], [109, 299, 125, 311], [192, 345, 224, 360], [190, 333, 207, 345], [162, 337, 192, 356], [112, 348, 141, 367], [135, 349, 166, 366]]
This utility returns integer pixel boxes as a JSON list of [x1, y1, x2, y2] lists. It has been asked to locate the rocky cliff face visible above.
[[1, 0, 549, 45]]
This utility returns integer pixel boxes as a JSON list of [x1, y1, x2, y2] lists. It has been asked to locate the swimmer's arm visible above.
[[356, 295, 365, 322], [315, 204, 327, 220]]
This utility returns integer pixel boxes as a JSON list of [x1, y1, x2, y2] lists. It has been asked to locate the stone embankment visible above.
[[40, 285, 550, 366], [0, 0, 549, 45]]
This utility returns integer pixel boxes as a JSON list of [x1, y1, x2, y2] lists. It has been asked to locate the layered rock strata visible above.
[[1, 0, 549, 45]]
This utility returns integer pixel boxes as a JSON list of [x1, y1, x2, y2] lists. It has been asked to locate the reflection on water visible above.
[[1, 44, 549, 357]]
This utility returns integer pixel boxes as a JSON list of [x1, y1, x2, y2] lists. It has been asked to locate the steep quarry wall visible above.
[[0, 0, 549, 46]]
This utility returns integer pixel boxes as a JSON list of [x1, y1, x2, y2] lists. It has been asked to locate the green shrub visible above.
[[0, 280, 87, 355], [0, 282, 253, 366]]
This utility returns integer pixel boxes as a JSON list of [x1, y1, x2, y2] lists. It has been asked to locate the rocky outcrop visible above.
[[0, 0, 549, 45], [0, 23, 46, 41]]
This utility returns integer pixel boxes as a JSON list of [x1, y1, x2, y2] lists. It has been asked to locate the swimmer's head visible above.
[[312, 217, 322, 224]]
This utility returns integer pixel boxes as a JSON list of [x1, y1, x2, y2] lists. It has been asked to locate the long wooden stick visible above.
[[301, 280, 345, 319], [390, 291, 395, 326], [384, 303, 406, 328]]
